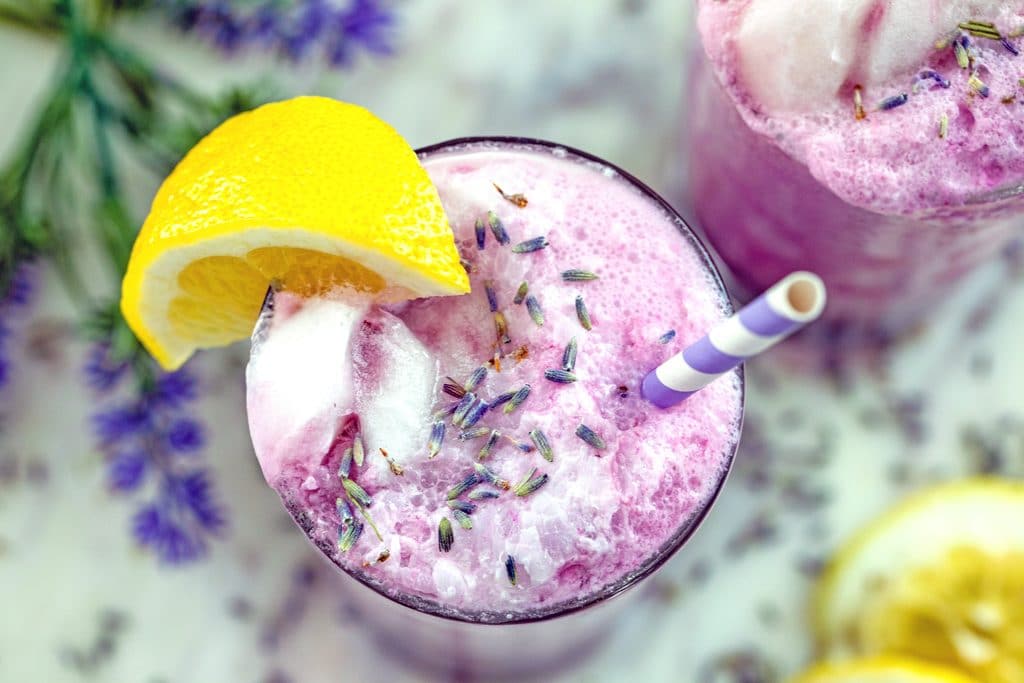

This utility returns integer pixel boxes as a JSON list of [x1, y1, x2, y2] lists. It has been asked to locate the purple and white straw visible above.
[[641, 272, 827, 409]]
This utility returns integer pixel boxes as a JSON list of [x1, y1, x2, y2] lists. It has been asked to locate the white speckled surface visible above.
[[2, 2, 1023, 681]]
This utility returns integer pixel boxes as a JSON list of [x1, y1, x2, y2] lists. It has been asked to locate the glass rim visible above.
[[300, 135, 746, 625]]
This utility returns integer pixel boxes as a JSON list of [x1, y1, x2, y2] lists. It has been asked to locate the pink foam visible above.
[[247, 142, 742, 619]]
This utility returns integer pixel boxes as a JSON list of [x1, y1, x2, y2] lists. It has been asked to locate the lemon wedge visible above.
[[789, 656, 978, 683], [121, 96, 469, 369], [814, 478, 1024, 682]]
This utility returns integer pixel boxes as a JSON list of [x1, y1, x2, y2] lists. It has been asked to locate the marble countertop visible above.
[[3, 2, 1023, 681]]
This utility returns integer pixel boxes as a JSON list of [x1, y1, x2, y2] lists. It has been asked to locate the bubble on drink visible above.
[[245, 141, 743, 620]]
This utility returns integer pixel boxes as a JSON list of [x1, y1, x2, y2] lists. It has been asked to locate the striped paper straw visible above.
[[641, 272, 826, 409]]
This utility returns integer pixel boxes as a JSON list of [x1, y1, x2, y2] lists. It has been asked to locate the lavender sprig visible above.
[[162, 0, 396, 68], [89, 353, 226, 566]]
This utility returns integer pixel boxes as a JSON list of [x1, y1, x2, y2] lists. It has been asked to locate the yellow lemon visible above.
[[121, 96, 469, 369], [789, 656, 978, 683], [814, 478, 1024, 683]]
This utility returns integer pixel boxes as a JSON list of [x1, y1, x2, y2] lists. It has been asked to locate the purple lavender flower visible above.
[[167, 417, 204, 453], [0, 265, 34, 392], [84, 345, 130, 393], [93, 403, 152, 444], [325, 0, 395, 66], [173, 470, 226, 530], [108, 451, 148, 492], [151, 368, 197, 408], [86, 341, 224, 566], [160, 0, 395, 68], [132, 503, 208, 564]]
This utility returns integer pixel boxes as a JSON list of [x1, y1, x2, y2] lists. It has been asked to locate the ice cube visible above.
[[352, 309, 439, 477], [246, 293, 369, 483]]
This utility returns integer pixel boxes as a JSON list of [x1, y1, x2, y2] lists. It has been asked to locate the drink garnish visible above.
[[447, 471, 482, 500], [493, 182, 528, 208], [513, 468, 549, 497], [853, 86, 866, 120], [452, 510, 473, 530], [379, 448, 404, 476], [428, 421, 446, 459], [544, 369, 577, 384], [484, 281, 499, 312], [505, 555, 518, 585], [460, 398, 490, 429], [954, 36, 971, 68], [478, 429, 501, 460], [575, 295, 592, 330], [352, 433, 365, 467], [452, 392, 476, 425], [913, 70, 950, 92], [473, 462, 510, 490], [513, 281, 529, 304], [561, 269, 599, 281], [438, 518, 454, 552], [342, 477, 373, 507], [502, 384, 531, 414], [447, 500, 477, 514], [562, 337, 578, 372], [575, 424, 607, 451], [512, 236, 549, 254], [337, 518, 363, 552], [338, 446, 354, 478], [529, 429, 554, 463], [968, 71, 991, 97], [525, 295, 545, 326], [494, 311, 511, 344], [442, 377, 466, 399], [959, 20, 1001, 40], [487, 210, 511, 244], [464, 366, 488, 392], [475, 218, 487, 250], [878, 93, 909, 111], [459, 427, 492, 441]]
